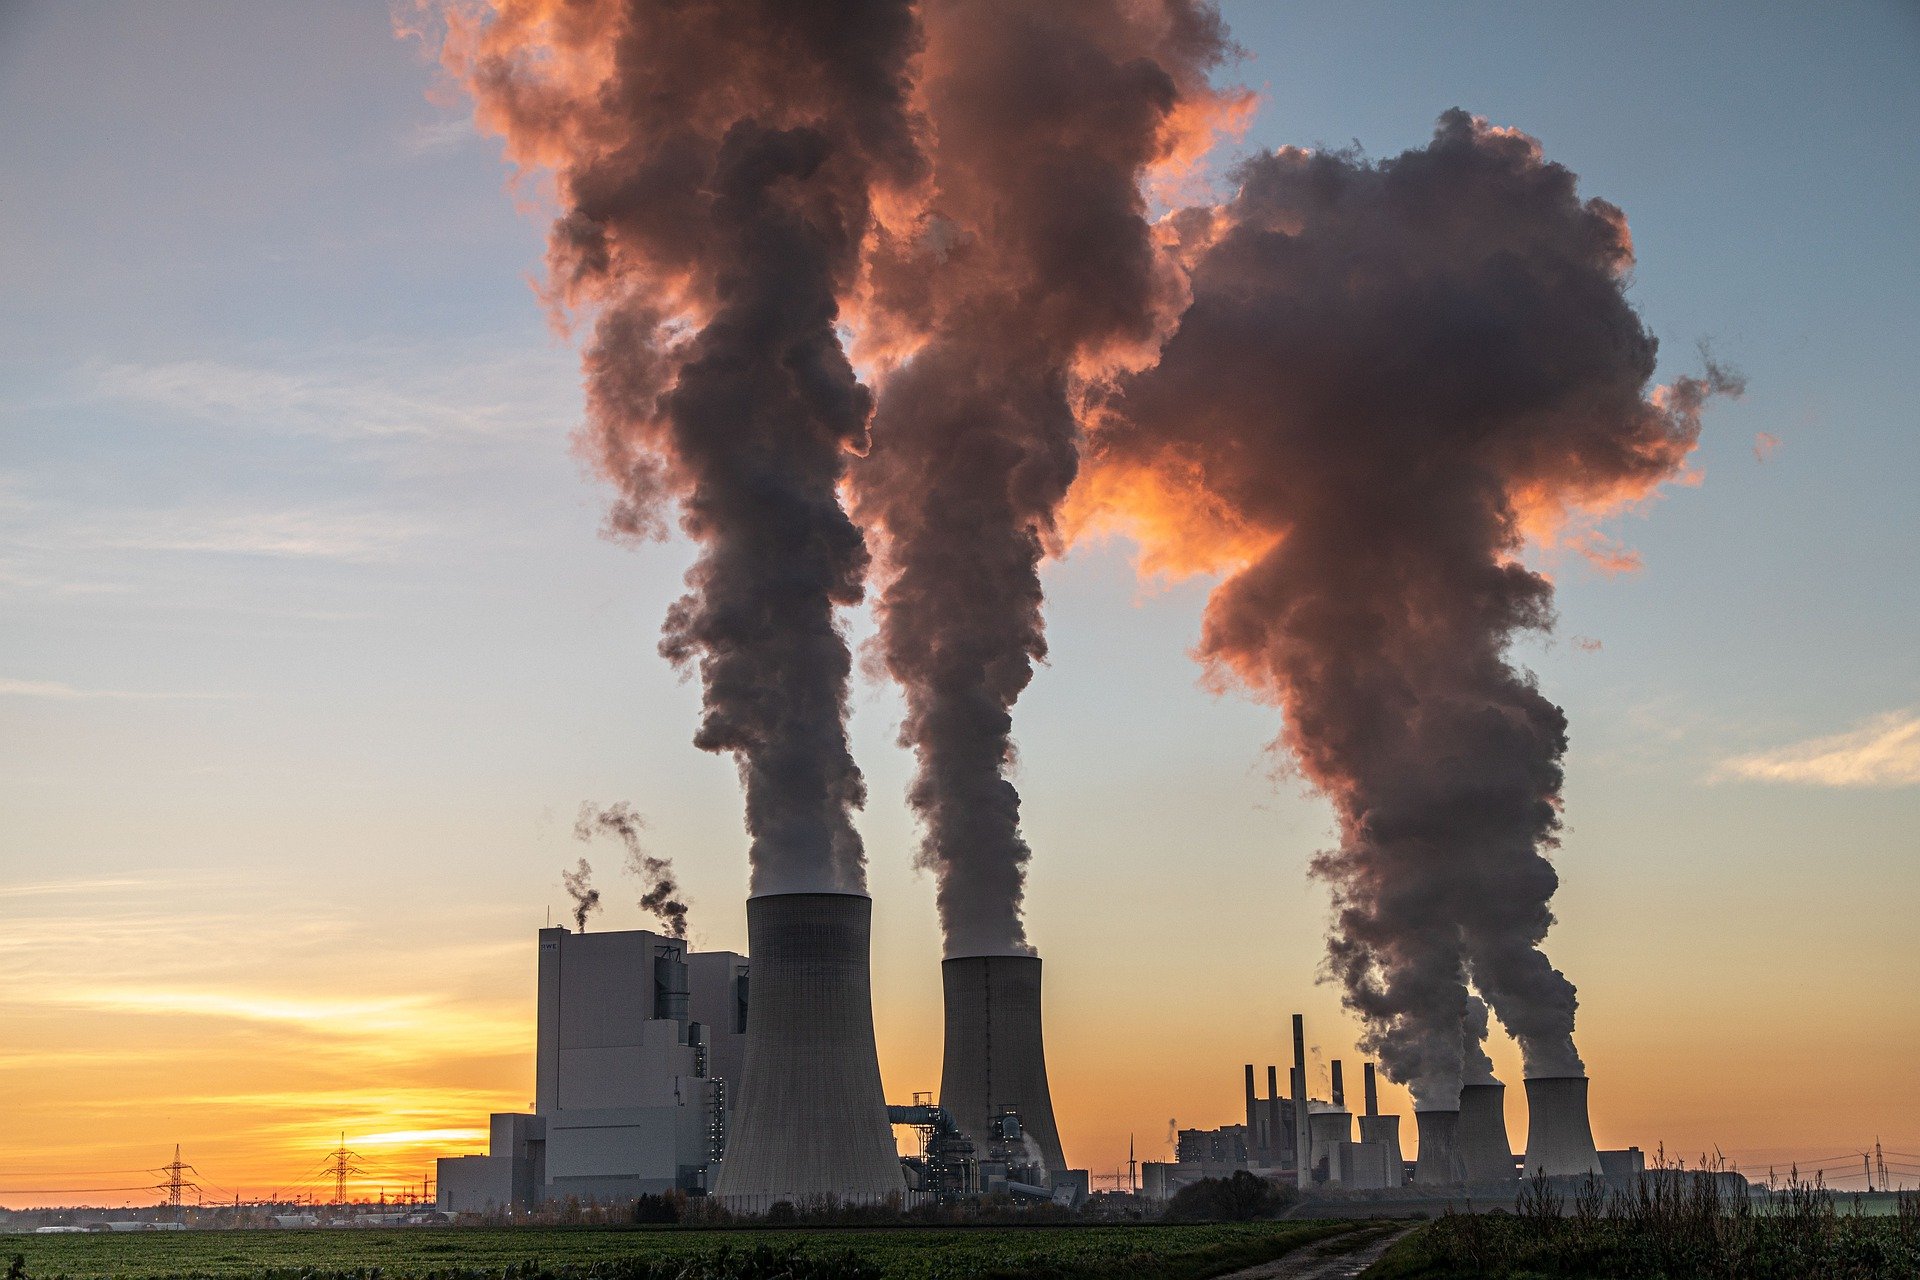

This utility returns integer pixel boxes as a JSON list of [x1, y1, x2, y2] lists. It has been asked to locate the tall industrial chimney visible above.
[[1291, 1015, 1310, 1190], [712, 893, 905, 1206], [1265, 1065, 1282, 1165], [939, 954, 1066, 1175], [1412, 1110, 1463, 1185], [1243, 1064, 1260, 1152], [1522, 1076, 1603, 1178], [1331, 1060, 1346, 1109], [1363, 1062, 1379, 1117], [1456, 1082, 1517, 1182]]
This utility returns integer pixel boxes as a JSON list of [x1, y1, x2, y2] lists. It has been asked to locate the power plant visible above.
[[431, 920, 1633, 1212]]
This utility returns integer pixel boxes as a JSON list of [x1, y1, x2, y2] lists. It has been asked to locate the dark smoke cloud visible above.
[[575, 801, 689, 939], [560, 857, 600, 933], [1091, 111, 1740, 1103], [450, 0, 925, 896], [854, 0, 1241, 957]]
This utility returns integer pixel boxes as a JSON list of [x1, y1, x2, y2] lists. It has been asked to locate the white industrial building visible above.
[[437, 926, 748, 1212]]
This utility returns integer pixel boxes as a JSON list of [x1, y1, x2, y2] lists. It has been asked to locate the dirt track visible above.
[[1218, 1223, 1413, 1280]]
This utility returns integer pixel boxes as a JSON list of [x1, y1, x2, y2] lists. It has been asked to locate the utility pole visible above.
[[1876, 1140, 1888, 1193], [324, 1133, 367, 1206], [155, 1144, 199, 1217]]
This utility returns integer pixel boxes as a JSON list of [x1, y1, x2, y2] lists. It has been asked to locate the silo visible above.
[[1412, 1110, 1463, 1185], [939, 954, 1066, 1175], [711, 893, 905, 1206], [1456, 1082, 1517, 1182], [1522, 1076, 1603, 1178]]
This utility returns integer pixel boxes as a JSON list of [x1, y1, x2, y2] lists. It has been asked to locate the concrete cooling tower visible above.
[[1456, 1082, 1517, 1182], [1523, 1076, 1603, 1178], [939, 954, 1066, 1175], [711, 893, 905, 1206], [1412, 1110, 1463, 1185]]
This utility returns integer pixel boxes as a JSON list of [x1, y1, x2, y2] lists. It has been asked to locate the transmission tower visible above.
[[154, 1144, 200, 1214], [323, 1133, 367, 1205]]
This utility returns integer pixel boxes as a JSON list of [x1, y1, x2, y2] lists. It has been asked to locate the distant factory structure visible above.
[[1142, 1012, 1641, 1202]]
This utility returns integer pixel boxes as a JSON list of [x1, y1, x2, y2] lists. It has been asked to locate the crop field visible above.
[[3, 1221, 1350, 1280]]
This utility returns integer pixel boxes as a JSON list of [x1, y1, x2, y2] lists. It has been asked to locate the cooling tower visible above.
[[1456, 1082, 1517, 1182], [1358, 1114, 1404, 1186], [1307, 1105, 1354, 1178], [1522, 1076, 1603, 1178], [939, 954, 1066, 1175], [1412, 1110, 1463, 1185], [711, 893, 905, 1206]]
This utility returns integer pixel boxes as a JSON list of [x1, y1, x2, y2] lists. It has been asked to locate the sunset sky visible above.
[[3, 2, 1917, 1208]]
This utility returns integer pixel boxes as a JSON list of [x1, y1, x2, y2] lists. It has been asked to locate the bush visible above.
[[1163, 1172, 1295, 1222]]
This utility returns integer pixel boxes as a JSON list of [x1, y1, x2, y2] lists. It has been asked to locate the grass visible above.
[[2, 1220, 1352, 1280], [1358, 1173, 1920, 1280]]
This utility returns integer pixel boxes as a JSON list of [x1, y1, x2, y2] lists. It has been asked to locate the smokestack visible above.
[[939, 954, 1066, 1176], [1364, 1062, 1379, 1117], [1291, 1015, 1310, 1189], [1331, 1060, 1346, 1110], [1412, 1110, 1463, 1185], [1359, 1113, 1404, 1186], [1266, 1065, 1281, 1164], [1523, 1076, 1603, 1179], [1243, 1064, 1258, 1148], [1455, 1082, 1517, 1183], [712, 893, 904, 1205]]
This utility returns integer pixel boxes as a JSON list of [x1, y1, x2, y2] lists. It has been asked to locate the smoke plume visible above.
[[448, 0, 924, 896], [854, 0, 1241, 956], [575, 801, 689, 939], [1089, 111, 1740, 1103], [560, 857, 600, 933]]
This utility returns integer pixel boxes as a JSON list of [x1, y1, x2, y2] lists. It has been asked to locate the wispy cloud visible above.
[[0, 875, 154, 898], [93, 506, 420, 561], [1714, 710, 1920, 788], [0, 678, 234, 701], [91, 350, 573, 444]]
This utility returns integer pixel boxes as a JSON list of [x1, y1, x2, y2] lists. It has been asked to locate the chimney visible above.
[[1291, 1014, 1310, 1190], [1244, 1064, 1260, 1150], [1266, 1065, 1281, 1165], [1412, 1110, 1463, 1185], [1331, 1060, 1346, 1110], [1456, 1082, 1517, 1183], [1523, 1076, 1603, 1178], [939, 954, 1067, 1176], [1363, 1061, 1379, 1116], [711, 893, 905, 1206]]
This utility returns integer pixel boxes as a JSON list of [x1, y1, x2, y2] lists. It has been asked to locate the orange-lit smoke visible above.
[[1084, 111, 1741, 1104]]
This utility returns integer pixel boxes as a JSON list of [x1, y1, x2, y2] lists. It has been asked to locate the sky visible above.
[[2, 1, 1917, 1207]]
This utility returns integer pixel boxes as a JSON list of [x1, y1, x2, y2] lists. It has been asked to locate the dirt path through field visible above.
[[1217, 1223, 1414, 1280]]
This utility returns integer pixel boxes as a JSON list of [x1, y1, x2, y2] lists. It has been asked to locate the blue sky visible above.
[[1, 2, 1915, 1196]]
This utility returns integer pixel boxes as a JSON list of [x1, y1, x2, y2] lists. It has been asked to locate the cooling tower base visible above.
[[939, 954, 1066, 1176], [1523, 1075, 1603, 1179], [1457, 1082, 1517, 1183], [711, 893, 905, 1207]]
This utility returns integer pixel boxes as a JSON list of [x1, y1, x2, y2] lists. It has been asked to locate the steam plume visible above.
[[448, 0, 924, 896], [575, 801, 688, 939], [1090, 111, 1740, 1103], [560, 857, 600, 933], [855, 0, 1240, 956]]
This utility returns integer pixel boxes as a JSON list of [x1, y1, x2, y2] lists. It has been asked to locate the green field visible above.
[[3, 1221, 1351, 1280]]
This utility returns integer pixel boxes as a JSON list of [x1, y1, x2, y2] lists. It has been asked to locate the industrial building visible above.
[[437, 925, 747, 1212]]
